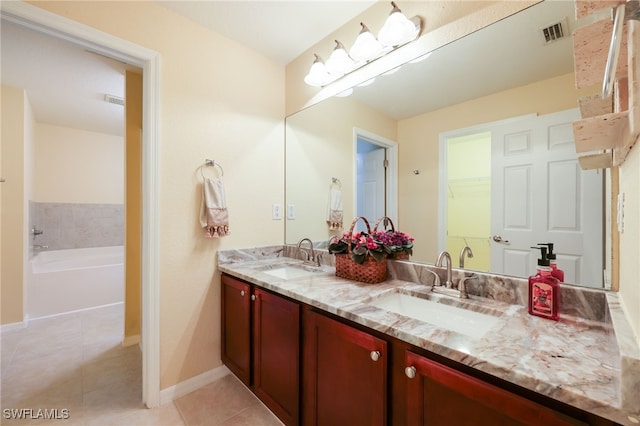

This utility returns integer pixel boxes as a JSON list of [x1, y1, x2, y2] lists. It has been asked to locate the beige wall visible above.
[[29, 1, 285, 389], [286, 96, 396, 243], [34, 123, 124, 203], [1, 85, 34, 325], [398, 73, 598, 262]]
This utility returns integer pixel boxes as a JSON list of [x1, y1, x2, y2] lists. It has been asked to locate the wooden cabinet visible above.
[[221, 275, 300, 425], [303, 309, 387, 426], [403, 350, 585, 426], [253, 287, 300, 425], [222, 273, 612, 426], [221, 275, 251, 384]]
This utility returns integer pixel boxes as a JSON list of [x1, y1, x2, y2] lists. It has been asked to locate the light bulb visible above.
[[349, 23, 383, 62], [304, 54, 332, 87], [378, 2, 420, 47], [325, 40, 355, 76]]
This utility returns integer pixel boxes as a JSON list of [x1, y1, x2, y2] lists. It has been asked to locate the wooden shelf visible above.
[[573, 18, 628, 89], [575, 0, 623, 20]]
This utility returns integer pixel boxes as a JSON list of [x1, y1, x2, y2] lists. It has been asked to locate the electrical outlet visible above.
[[287, 204, 296, 220], [272, 204, 282, 220]]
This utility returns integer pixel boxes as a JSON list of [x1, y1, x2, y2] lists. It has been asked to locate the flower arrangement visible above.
[[373, 230, 414, 259], [328, 231, 387, 264]]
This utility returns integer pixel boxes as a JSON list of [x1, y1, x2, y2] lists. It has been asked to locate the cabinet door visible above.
[[253, 288, 300, 426], [221, 275, 251, 385], [303, 310, 387, 426], [404, 351, 584, 426]]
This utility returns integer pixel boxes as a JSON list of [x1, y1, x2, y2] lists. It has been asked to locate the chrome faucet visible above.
[[435, 251, 453, 288], [459, 245, 474, 268], [297, 238, 319, 266]]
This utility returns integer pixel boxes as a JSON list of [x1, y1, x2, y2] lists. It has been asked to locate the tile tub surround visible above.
[[218, 246, 640, 425], [29, 201, 124, 251]]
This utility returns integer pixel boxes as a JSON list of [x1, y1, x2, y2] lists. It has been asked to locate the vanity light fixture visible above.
[[325, 40, 356, 76], [378, 1, 421, 47], [349, 22, 384, 62], [303, 2, 422, 88], [303, 54, 332, 87]]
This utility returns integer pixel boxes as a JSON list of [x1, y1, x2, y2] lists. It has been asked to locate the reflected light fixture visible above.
[[303, 2, 422, 88], [378, 1, 420, 47]]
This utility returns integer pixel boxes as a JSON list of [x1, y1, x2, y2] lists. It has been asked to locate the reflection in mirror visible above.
[[285, 1, 608, 289]]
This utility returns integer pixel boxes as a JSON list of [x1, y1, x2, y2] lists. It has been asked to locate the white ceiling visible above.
[[0, 1, 588, 136]]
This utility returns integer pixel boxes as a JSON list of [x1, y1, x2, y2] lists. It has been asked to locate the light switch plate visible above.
[[287, 204, 295, 220]]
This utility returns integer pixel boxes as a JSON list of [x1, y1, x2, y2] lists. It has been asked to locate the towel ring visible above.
[[199, 159, 224, 179]]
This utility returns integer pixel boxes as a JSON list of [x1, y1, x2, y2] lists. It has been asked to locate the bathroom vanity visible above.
[[218, 247, 640, 426]]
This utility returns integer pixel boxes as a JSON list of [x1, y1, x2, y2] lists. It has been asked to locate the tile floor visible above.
[[1, 304, 283, 426]]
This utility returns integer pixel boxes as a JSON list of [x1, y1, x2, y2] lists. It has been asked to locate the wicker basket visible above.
[[373, 216, 411, 260], [335, 217, 387, 284]]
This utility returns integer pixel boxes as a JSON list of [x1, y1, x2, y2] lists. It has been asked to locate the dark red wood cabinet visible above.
[[221, 275, 251, 384], [404, 350, 586, 426], [303, 309, 387, 426], [221, 275, 300, 425], [222, 274, 614, 426]]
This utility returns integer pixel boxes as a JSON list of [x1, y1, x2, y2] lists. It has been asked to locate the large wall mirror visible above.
[[285, 1, 610, 289]]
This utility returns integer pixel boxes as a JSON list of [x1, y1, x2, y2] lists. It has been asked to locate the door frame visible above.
[[2, 2, 161, 407], [353, 127, 398, 224]]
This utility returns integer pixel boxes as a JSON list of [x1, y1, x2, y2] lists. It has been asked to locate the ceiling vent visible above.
[[539, 18, 568, 44], [104, 94, 124, 106]]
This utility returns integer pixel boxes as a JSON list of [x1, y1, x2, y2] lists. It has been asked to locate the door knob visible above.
[[492, 235, 510, 245]]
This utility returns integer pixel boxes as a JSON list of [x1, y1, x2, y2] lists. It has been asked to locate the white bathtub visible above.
[[28, 246, 124, 319]]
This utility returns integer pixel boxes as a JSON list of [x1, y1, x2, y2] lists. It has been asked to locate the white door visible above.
[[356, 148, 386, 232], [491, 109, 603, 286]]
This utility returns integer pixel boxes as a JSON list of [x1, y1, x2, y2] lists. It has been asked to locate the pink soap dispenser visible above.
[[538, 243, 564, 282], [528, 246, 560, 321]]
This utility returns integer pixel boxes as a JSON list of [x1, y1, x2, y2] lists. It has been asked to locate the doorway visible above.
[[1, 2, 161, 407], [354, 129, 398, 233], [439, 109, 604, 287]]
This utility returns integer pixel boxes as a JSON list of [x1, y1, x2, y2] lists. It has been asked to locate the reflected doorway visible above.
[[354, 129, 398, 233]]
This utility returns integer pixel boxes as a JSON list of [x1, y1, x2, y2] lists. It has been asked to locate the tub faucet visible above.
[[459, 245, 474, 268], [435, 251, 453, 288], [32, 226, 44, 241], [297, 238, 319, 266]]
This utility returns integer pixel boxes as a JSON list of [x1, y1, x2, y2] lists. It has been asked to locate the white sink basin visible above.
[[262, 265, 322, 280], [368, 292, 501, 338]]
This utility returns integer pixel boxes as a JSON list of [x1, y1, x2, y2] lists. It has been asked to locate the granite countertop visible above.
[[218, 247, 640, 425]]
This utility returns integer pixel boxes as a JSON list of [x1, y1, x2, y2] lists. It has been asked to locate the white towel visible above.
[[326, 187, 343, 230], [200, 177, 230, 238]]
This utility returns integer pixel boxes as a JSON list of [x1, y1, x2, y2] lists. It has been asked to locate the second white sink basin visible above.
[[368, 292, 501, 338]]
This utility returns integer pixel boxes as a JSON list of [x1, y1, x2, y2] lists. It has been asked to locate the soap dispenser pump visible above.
[[538, 243, 564, 282], [528, 246, 560, 321]]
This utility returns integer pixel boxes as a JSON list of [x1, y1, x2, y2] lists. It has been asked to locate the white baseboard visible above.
[[1, 315, 29, 333], [122, 334, 141, 347], [159, 364, 231, 405]]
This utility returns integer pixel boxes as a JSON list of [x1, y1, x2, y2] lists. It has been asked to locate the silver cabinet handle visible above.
[[251, 294, 256, 301], [492, 235, 510, 245], [240, 290, 245, 296], [370, 351, 381, 362], [405, 366, 416, 379]]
